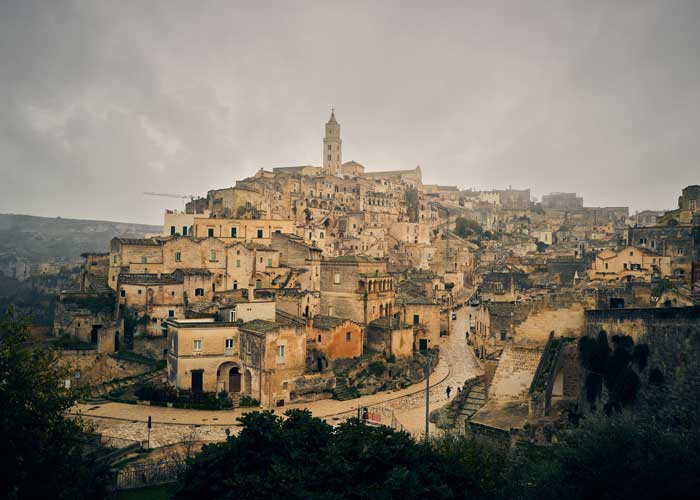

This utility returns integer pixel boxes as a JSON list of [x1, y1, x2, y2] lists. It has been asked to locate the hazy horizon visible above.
[[2, 0, 699, 225]]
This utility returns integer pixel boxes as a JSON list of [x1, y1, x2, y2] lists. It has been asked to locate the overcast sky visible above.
[[1, 1, 699, 225]]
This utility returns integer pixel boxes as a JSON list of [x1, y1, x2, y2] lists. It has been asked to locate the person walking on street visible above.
[[446, 385, 452, 398]]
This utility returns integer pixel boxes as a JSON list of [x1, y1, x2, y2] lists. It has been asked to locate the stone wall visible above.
[[489, 342, 544, 402], [133, 335, 168, 360], [59, 351, 152, 387], [583, 307, 700, 423], [513, 304, 585, 343]]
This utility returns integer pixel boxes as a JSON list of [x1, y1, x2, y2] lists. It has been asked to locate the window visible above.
[[171, 291, 175, 296], [334, 273, 341, 284], [246, 339, 252, 354], [500, 330, 507, 341], [210, 250, 217, 261], [229, 309, 237, 322], [327, 154, 332, 161], [259, 257, 263, 263], [193, 339, 202, 351], [168, 309, 174, 318], [623, 263, 628, 270], [328, 306, 334, 316], [236, 259, 241, 268], [320, 232, 324, 239], [255, 280, 262, 289], [225, 338, 234, 349], [231, 227, 237, 237], [175, 251, 181, 262], [317, 335, 322, 342], [257, 229, 263, 238], [170, 226, 176, 235], [328, 144, 332, 151], [120, 289, 125, 298], [268, 258, 272, 266], [276, 345, 285, 363], [345, 331, 352, 342], [413, 314, 420, 326], [141, 256, 147, 264], [113, 255, 117, 264], [605, 263, 609, 270], [182, 226, 188, 236], [195, 288, 204, 296], [208, 228, 214, 237], [138, 289, 142, 295], [233, 280, 238, 290]]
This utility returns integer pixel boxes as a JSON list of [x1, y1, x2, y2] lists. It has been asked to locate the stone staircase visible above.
[[87, 274, 112, 293], [84, 368, 167, 402], [333, 378, 359, 401], [459, 380, 487, 420], [230, 392, 241, 407]]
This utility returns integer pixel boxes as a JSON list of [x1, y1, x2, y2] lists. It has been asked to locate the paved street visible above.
[[74, 303, 482, 446], [392, 303, 483, 436]]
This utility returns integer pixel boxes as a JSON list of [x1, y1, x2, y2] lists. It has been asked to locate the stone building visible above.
[[395, 295, 441, 351], [320, 255, 396, 324], [166, 318, 306, 406], [588, 246, 671, 282], [307, 316, 363, 361]]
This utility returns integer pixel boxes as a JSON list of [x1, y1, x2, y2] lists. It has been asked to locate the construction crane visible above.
[[143, 192, 197, 202]]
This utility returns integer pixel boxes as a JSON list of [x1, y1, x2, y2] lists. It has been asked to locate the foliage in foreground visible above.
[[175, 409, 700, 500], [175, 409, 507, 500], [0, 309, 110, 499]]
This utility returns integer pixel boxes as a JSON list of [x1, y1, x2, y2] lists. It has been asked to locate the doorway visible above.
[[90, 324, 101, 344], [419, 338, 428, 352], [229, 367, 241, 393], [191, 370, 203, 393]]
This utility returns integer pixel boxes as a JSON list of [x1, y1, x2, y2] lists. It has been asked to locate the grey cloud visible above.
[[1, 0, 699, 223]]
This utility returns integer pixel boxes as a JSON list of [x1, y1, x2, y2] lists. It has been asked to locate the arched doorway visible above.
[[244, 369, 252, 394], [229, 367, 241, 393]]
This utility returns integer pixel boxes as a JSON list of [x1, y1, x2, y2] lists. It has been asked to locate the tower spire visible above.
[[323, 108, 341, 176]]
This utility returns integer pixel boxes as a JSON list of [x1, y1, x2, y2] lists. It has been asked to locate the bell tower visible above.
[[323, 108, 342, 176]]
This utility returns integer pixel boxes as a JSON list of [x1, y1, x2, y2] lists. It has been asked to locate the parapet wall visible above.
[[583, 306, 700, 422]]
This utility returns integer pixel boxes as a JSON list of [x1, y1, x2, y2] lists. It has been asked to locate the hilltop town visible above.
[[44, 110, 700, 449]]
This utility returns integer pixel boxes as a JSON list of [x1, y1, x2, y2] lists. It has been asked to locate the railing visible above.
[[114, 460, 185, 490]]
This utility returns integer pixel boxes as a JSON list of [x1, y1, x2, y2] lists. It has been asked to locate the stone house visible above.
[[365, 317, 414, 358], [275, 288, 319, 319], [166, 318, 306, 406], [307, 316, 363, 361], [320, 255, 396, 324], [395, 295, 441, 351], [588, 246, 671, 282]]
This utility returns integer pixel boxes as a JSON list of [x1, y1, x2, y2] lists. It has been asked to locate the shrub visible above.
[[367, 360, 387, 377], [239, 395, 260, 407]]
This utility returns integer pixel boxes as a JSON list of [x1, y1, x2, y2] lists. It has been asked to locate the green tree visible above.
[[0, 309, 109, 499], [517, 415, 700, 500], [174, 409, 508, 500], [455, 217, 483, 239]]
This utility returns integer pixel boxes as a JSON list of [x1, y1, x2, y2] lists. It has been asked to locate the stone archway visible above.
[[229, 367, 241, 393]]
